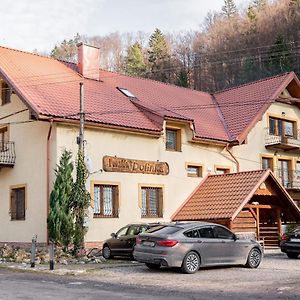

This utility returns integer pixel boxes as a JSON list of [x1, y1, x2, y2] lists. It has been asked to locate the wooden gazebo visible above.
[[172, 170, 300, 247]]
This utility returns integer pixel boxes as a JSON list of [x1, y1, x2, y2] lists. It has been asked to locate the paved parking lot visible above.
[[1, 251, 299, 299], [89, 252, 300, 299]]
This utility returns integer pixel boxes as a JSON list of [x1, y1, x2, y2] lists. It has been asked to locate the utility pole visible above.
[[78, 82, 85, 154]]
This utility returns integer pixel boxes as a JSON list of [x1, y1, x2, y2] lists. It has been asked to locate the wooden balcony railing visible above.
[[265, 128, 300, 152], [0, 141, 16, 167]]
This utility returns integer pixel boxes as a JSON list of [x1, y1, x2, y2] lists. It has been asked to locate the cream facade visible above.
[[2, 88, 300, 244], [234, 99, 300, 207]]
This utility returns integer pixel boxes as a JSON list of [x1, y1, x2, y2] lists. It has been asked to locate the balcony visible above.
[[0, 141, 16, 167], [273, 169, 300, 190], [265, 128, 300, 152]]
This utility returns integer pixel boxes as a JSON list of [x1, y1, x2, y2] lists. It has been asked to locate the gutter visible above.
[[226, 143, 240, 173], [46, 119, 53, 244]]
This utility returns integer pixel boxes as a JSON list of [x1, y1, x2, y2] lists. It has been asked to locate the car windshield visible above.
[[146, 225, 181, 235]]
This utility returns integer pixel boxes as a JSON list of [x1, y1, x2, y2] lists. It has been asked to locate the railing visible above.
[[265, 128, 300, 149], [0, 141, 16, 166], [273, 168, 300, 189]]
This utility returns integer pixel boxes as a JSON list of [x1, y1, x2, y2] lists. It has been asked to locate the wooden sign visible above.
[[103, 156, 169, 175]]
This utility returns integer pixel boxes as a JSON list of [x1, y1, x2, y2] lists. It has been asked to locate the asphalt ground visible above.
[[0, 250, 299, 299]]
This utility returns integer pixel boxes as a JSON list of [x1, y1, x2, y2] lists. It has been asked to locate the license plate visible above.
[[143, 241, 155, 247], [290, 238, 300, 242]]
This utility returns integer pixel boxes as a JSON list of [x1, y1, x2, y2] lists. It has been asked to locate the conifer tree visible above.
[[268, 35, 293, 74], [148, 28, 170, 82], [176, 69, 189, 88], [47, 150, 74, 251], [125, 42, 147, 76], [69, 150, 91, 254], [222, 0, 238, 18]]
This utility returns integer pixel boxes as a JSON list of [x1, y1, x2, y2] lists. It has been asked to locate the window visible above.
[[141, 186, 163, 218], [117, 87, 136, 98], [199, 227, 214, 238], [0, 126, 8, 151], [187, 164, 202, 177], [269, 117, 295, 137], [296, 162, 300, 178], [1, 81, 11, 105], [215, 167, 230, 175], [213, 226, 235, 239], [166, 128, 181, 151], [184, 229, 200, 238], [93, 184, 119, 217], [116, 226, 128, 237], [262, 157, 273, 171], [10, 186, 26, 220]]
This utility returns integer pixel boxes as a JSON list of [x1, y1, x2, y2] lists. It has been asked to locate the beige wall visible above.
[[56, 122, 237, 242], [0, 93, 54, 243], [233, 102, 300, 172], [5, 94, 300, 244]]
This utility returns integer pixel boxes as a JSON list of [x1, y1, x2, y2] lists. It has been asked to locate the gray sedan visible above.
[[133, 222, 263, 274]]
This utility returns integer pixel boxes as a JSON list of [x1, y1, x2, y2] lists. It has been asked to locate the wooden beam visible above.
[[245, 204, 279, 209], [256, 207, 260, 240], [249, 207, 257, 220]]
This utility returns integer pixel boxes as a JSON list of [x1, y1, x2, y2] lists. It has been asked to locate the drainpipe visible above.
[[226, 143, 240, 173], [46, 119, 53, 244]]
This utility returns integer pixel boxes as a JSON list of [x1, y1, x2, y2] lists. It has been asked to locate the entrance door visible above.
[[278, 159, 291, 188]]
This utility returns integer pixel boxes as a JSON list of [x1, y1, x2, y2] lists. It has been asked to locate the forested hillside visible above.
[[50, 0, 300, 92]]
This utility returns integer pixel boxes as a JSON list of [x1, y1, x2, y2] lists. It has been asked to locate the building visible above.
[[0, 44, 300, 247]]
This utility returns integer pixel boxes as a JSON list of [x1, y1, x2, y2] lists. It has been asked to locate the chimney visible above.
[[77, 43, 100, 80]]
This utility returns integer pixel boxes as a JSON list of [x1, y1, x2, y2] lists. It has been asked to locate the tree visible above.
[[47, 150, 74, 251], [176, 69, 189, 87], [251, 0, 267, 10], [148, 28, 170, 82], [124, 42, 147, 76], [221, 0, 238, 18], [69, 150, 91, 254], [267, 35, 293, 75], [50, 33, 81, 62]]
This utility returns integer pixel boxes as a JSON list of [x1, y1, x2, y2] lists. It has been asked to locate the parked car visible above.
[[102, 223, 160, 259], [134, 222, 263, 274], [280, 225, 300, 259]]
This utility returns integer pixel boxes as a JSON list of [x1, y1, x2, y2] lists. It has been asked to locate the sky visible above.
[[0, 0, 248, 53]]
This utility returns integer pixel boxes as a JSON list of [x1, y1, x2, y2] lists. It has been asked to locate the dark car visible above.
[[134, 222, 263, 274], [102, 223, 159, 259], [280, 226, 300, 259]]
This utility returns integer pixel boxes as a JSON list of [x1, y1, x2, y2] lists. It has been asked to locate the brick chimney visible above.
[[77, 43, 100, 80]]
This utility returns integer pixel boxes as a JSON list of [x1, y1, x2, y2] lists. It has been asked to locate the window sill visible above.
[[93, 215, 119, 219]]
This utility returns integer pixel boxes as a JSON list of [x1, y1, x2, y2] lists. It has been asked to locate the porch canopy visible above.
[[172, 170, 300, 247]]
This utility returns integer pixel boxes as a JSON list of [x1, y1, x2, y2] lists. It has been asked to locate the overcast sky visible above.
[[0, 0, 248, 53]]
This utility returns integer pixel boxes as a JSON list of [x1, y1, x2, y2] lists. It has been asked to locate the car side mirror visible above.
[[111, 233, 117, 238], [233, 234, 238, 241]]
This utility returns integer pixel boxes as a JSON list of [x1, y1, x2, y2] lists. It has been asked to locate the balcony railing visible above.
[[265, 128, 300, 151], [272, 168, 300, 189], [0, 141, 16, 167]]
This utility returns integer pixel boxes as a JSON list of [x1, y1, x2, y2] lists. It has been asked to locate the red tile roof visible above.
[[214, 72, 298, 142], [0, 46, 298, 142], [172, 169, 300, 222]]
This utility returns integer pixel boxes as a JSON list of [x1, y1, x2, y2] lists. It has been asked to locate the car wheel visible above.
[[286, 252, 299, 259], [245, 248, 262, 268], [102, 245, 113, 259], [145, 263, 161, 270], [181, 251, 200, 274]]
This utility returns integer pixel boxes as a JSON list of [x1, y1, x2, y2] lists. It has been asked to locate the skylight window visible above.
[[117, 87, 137, 99]]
